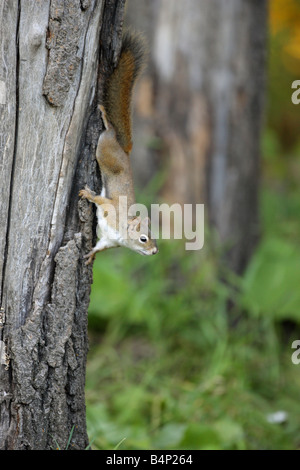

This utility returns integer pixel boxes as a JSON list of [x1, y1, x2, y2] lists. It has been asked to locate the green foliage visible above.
[[85, 217, 300, 450], [241, 237, 300, 321]]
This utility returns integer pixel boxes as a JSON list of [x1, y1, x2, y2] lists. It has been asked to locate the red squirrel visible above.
[[79, 31, 158, 264]]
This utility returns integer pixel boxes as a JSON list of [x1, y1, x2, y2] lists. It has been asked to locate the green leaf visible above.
[[241, 238, 300, 321], [213, 420, 245, 449], [179, 423, 222, 450], [153, 423, 187, 449]]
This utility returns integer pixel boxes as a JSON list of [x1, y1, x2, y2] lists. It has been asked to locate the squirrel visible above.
[[79, 31, 158, 265]]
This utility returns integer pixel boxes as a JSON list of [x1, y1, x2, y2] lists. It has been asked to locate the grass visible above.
[[85, 221, 300, 448]]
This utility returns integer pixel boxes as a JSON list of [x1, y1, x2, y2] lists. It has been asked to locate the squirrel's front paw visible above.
[[79, 185, 95, 201]]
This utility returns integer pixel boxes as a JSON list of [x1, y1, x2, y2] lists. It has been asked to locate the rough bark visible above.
[[126, 0, 267, 274], [0, 0, 125, 450]]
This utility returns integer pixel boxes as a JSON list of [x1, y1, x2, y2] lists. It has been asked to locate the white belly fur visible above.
[[95, 203, 123, 249]]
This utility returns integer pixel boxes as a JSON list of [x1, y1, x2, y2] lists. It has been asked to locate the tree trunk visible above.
[[126, 0, 267, 274], [0, 0, 125, 450]]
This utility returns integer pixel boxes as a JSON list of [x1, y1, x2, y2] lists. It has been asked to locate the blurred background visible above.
[[86, 0, 300, 450]]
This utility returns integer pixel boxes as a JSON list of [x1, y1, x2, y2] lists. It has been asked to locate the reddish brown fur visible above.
[[103, 31, 146, 154]]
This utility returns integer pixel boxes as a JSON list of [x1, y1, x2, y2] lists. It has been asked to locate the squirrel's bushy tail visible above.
[[103, 30, 146, 154]]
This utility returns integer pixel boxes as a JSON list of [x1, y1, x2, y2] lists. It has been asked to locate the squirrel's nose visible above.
[[152, 247, 159, 255]]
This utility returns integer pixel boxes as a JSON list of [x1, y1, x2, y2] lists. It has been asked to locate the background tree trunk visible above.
[[0, 0, 125, 450], [126, 0, 267, 274]]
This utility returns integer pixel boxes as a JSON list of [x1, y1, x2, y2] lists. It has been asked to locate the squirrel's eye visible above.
[[139, 235, 148, 243]]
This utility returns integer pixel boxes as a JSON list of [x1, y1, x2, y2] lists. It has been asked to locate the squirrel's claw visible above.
[[79, 188, 88, 198], [79, 186, 95, 201], [83, 251, 95, 265]]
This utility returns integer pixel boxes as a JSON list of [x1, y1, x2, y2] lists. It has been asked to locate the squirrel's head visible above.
[[127, 216, 158, 256]]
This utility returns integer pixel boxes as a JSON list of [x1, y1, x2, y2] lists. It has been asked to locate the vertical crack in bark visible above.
[[0, 1, 21, 309], [0, 3, 21, 450]]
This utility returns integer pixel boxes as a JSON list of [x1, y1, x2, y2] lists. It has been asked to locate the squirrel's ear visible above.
[[128, 216, 141, 232]]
